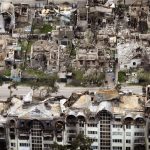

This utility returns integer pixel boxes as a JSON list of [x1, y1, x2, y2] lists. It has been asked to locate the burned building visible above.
[[0, 35, 22, 69], [30, 40, 60, 71], [4, 38, 21, 67], [75, 26, 116, 71], [117, 38, 150, 71], [75, 44, 99, 70], [0, 88, 149, 150], [129, 0, 149, 33], [76, 0, 88, 30], [14, 3, 29, 25], [52, 26, 74, 47]]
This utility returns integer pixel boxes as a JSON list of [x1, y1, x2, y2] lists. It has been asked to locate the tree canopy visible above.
[[70, 133, 92, 150], [52, 134, 92, 150]]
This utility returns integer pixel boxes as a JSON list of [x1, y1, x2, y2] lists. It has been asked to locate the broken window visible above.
[[92, 60, 95, 65], [80, 60, 83, 65]]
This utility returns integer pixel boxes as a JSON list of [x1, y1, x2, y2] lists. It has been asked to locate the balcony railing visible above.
[[134, 138, 145, 144]]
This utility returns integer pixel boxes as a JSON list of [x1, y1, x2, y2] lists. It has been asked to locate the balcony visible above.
[[134, 117, 145, 125], [66, 115, 77, 126], [67, 129, 77, 135], [9, 128, 15, 134], [123, 114, 134, 125], [43, 130, 53, 136], [55, 121, 65, 131], [0, 127, 5, 139], [134, 145, 145, 150], [43, 135, 53, 141], [9, 120, 16, 128], [18, 130, 30, 136], [18, 135, 29, 140], [134, 138, 145, 144]]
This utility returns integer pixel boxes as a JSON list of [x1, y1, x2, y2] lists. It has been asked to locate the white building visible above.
[[0, 89, 149, 150]]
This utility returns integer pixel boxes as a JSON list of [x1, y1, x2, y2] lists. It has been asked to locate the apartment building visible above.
[[0, 88, 149, 150]]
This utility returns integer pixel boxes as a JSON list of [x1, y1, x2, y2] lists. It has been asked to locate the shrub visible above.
[[118, 71, 126, 83]]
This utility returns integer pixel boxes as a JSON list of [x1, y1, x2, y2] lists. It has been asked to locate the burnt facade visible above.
[[0, 89, 148, 150]]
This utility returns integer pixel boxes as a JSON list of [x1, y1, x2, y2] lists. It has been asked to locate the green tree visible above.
[[52, 142, 67, 150], [70, 133, 92, 150], [138, 71, 150, 85], [3, 69, 11, 76], [19, 39, 30, 68], [38, 74, 58, 97], [70, 69, 84, 86], [66, 44, 76, 57], [40, 24, 53, 33], [23, 71, 58, 98], [118, 71, 126, 83], [52, 134, 92, 150], [84, 72, 105, 85], [0, 75, 3, 86]]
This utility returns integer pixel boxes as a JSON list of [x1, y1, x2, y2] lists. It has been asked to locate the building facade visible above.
[[0, 89, 149, 150]]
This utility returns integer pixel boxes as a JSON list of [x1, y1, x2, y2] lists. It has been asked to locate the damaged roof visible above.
[[72, 94, 91, 108], [6, 97, 62, 119], [0, 88, 145, 121], [113, 95, 144, 115], [96, 89, 119, 101]]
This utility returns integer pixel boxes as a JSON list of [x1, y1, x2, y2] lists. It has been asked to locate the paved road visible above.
[[0, 84, 31, 100], [0, 83, 143, 100], [0, 83, 101, 99], [52, 84, 101, 97], [121, 85, 143, 95]]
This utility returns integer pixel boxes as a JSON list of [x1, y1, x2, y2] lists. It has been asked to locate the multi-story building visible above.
[[30, 40, 59, 71], [75, 45, 99, 70], [128, 0, 149, 33], [0, 88, 149, 150]]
